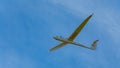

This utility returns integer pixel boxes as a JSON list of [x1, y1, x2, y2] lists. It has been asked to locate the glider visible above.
[[49, 14, 99, 52]]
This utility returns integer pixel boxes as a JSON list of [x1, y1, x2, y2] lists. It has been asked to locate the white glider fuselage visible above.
[[53, 36, 94, 50]]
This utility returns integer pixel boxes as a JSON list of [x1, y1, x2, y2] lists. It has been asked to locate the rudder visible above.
[[90, 40, 99, 50]]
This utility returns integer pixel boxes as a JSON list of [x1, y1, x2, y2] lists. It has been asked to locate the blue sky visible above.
[[0, 0, 120, 68]]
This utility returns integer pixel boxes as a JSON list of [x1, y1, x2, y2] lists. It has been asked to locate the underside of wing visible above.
[[68, 14, 93, 41], [49, 43, 68, 52]]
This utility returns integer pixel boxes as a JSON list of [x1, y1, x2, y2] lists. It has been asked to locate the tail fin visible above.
[[90, 40, 99, 50]]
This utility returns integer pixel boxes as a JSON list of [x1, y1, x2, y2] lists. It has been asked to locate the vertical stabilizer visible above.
[[90, 40, 99, 50]]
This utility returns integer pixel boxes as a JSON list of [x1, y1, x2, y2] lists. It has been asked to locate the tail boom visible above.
[[71, 40, 99, 50], [51, 36, 99, 51]]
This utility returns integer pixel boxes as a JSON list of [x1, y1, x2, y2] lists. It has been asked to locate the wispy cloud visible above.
[[50, 0, 120, 43], [0, 49, 37, 68], [0, 0, 120, 68], [49, 0, 120, 67]]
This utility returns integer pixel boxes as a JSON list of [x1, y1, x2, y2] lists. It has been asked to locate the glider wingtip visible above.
[[91, 13, 94, 16], [49, 49, 54, 52], [96, 39, 99, 42], [49, 49, 52, 52]]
